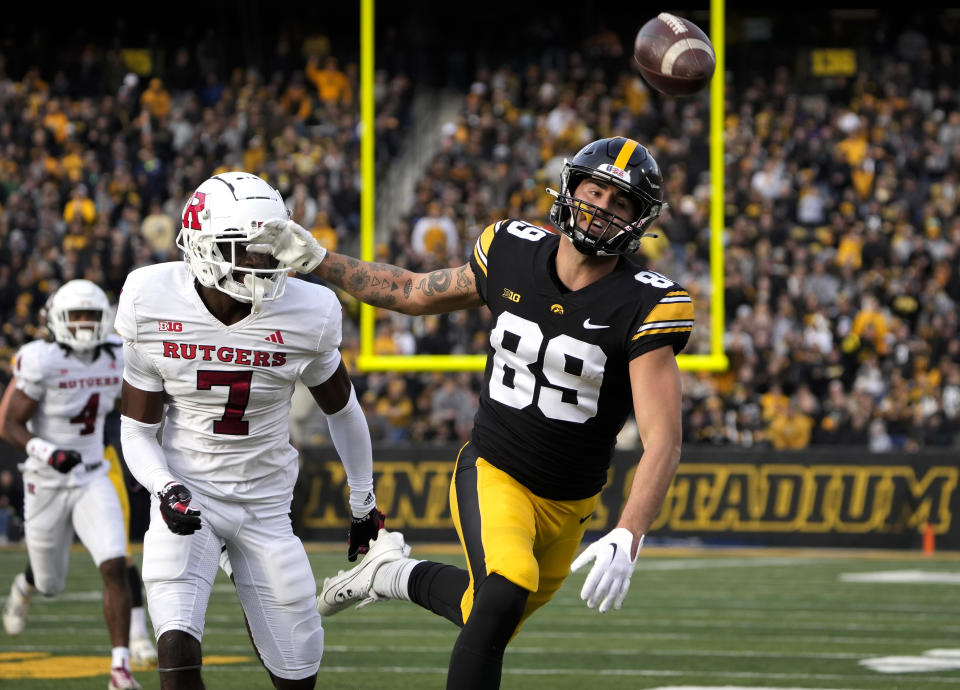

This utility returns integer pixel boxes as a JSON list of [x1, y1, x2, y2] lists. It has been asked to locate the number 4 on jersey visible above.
[[69, 393, 100, 435]]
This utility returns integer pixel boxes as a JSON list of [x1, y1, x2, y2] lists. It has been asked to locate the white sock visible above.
[[372, 558, 420, 600], [111, 646, 130, 669], [129, 607, 148, 639], [14, 573, 36, 599]]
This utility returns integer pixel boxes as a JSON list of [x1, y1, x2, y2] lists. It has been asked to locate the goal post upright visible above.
[[357, 0, 727, 374]]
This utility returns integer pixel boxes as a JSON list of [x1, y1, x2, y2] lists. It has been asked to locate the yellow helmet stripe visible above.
[[613, 138, 639, 171]]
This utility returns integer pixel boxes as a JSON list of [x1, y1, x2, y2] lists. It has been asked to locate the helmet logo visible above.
[[182, 191, 207, 230], [597, 163, 631, 183]]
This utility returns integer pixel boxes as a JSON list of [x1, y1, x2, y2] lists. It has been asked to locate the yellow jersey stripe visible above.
[[473, 244, 488, 276], [632, 326, 694, 340], [479, 223, 497, 257], [646, 302, 695, 323], [472, 223, 498, 276], [666, 290, 689, 297], [613, 139, 639, 171]]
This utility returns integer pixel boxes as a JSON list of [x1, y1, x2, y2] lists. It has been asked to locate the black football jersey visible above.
[[468, 219, 693, 500]]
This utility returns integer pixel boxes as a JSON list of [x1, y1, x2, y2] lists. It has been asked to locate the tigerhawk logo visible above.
[[550, 304, 564, 314]]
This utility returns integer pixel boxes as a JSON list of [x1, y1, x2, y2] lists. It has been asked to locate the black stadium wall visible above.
[[293, 445, 960, 551]]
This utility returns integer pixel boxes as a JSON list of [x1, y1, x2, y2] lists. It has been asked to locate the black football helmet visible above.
[[548, 137, 664, 256]]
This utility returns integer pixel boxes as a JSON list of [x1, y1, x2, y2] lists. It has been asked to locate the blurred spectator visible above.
[[375, 377, 414, 443], [429, 374, 475, 443], [140, 201, 176, 258], [305, 55, 353, 106], [140, 77, 171, 120], [310, 211, 340, 252], [286, 181, 319, 229], [768, 399, 815, 450], [63, 184, 96, 227], [410, 201, 459, 261], [868, 418, 894, 453]]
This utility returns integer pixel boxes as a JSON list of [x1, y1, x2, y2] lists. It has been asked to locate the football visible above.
[[633, 12, 716, 96]]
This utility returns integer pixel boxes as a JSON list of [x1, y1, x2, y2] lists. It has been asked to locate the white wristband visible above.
[[25, 437, 56, 463]]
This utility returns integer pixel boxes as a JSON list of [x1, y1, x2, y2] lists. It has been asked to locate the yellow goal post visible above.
[[356, 0, 728, 373]]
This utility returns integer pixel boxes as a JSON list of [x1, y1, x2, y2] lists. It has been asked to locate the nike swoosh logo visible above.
[[583, 319, 610, 329], [579, 512, 594, 524], [609, 544, 618, 560]]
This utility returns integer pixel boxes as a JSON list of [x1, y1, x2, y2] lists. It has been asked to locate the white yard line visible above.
[[841, 570, 960, 584]]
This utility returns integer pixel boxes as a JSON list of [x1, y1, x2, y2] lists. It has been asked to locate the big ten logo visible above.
[[301, 461, 454, 528], [639, 463, 959, 534], [501, 288, 521, 303], [158, 321, 183, 332]]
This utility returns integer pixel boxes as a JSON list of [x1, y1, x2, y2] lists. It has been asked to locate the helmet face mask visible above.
[[548, 137, 664, 256], [46, 279, 112, 352], [177, 172, 290, 310]]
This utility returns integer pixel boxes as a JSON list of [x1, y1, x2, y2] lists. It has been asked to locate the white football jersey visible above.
[[14, 336, 122, 488], [115, 262, 342, 502]]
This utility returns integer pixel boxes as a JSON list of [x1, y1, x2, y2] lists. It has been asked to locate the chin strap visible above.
[[242, 274, 270, 314]]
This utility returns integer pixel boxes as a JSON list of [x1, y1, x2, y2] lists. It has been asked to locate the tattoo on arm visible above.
[[418, 270, 452, 296], [322, 255, 415, 309], [319, 254, 477, 313], [455, 265, 473, 293]]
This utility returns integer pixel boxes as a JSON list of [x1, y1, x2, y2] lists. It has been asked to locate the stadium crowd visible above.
[[0, 12, 958, 473], [362, 15, 960, 453]]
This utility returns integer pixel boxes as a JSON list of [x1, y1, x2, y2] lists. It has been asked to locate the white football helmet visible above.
[[177, 172, 290, 310], [46, 279, 112, 351]]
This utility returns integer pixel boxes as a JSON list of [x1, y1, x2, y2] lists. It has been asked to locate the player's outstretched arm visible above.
[[571, 345, 682, 613], [249, 218, 484, 315], [320, 253, 483, 316]]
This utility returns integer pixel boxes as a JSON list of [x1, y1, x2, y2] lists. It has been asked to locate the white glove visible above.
[[570, 528, 643, 613], [247, 218, 327, 273]]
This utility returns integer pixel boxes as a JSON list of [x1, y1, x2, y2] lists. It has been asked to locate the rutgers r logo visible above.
[[158, 321, 183, 332], [182, 191, 206, 230]]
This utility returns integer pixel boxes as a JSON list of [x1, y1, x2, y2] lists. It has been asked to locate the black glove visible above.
[[49, 449, 82, 474], [348, 508, 385, 561], [158, 482, 202, 535]]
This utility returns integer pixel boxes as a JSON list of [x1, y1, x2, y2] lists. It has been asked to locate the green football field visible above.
[[2, 543, 960, 690]]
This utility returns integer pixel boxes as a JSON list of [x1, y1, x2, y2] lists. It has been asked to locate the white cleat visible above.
[[130, 635, 157, 668], [3, 573, 32, 636], [317, 529, 410, 616], [108, 664, 142, 690]]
